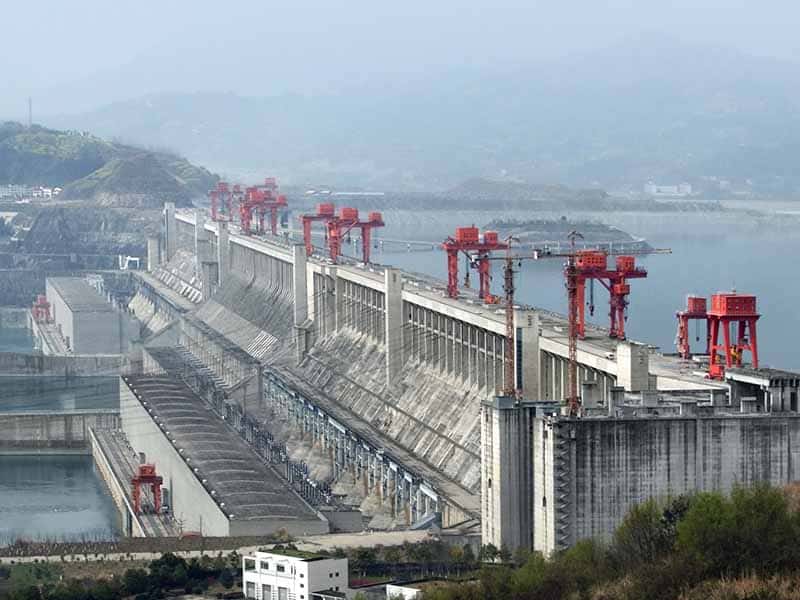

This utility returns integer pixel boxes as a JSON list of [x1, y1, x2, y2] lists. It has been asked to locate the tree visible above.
[[219, 569, 234, 590], [123, 568, 149, 595], [479, 544, 499, 563], [612, 498, 670, 568], [383, 546, 402, 564], [173, 564, 188, 587], [462, 544, 476, 567]]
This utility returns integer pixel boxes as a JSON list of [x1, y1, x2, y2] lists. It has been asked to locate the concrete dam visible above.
[[116, 204, 800, 552]]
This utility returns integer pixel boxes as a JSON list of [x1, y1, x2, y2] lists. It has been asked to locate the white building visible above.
[[643, 182, 692, 197], [243, 550, 349, 600]]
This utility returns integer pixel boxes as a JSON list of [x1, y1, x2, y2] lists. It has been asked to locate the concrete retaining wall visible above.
[[0, 308, 28, 328], [0, 410, 119, 453], [0, 352, 124, 376], [539, 414, 800, 553]]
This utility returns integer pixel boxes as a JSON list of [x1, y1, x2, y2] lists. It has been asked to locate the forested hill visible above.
[[0, 122, 217, 207]]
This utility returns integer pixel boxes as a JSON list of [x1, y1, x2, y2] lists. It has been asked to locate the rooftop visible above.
[[47, 277, 115, 313], [121, 375, 322, 523], [255, 547, 329, 561]]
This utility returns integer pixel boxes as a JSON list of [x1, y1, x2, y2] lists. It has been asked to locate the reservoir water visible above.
[[0, 455, 119, 544], [377, 207, 800, 370], [0, 327, 120, 544]]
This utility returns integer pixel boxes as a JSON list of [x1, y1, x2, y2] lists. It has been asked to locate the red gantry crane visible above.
[[534, 235, 670, 414], [240, 178, 289, 236], [675, 295, 709, 359], [131, 463, 163, 515], [300, 203, 337, 256], [325, 207, 385, 264], [707, 292, 760, 379], [209, 181, 234, 222], [441, 226, 509, 301]]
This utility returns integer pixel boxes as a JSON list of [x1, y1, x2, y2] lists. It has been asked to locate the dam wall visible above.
[[0, 352, 124, 376], [536, 413, 800, 552], [0, 409, 119, 454]]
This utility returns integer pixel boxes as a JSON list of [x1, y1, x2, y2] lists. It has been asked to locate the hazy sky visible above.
[[2, 0, 799, 116]]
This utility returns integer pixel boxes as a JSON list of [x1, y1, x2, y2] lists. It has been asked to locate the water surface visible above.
[[0, 455, 119, 544]]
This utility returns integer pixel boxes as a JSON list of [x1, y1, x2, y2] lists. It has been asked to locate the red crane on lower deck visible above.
[[131, 463, 163, 515]]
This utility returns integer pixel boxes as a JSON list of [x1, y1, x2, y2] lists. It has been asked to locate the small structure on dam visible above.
[[30, 276, 139, 354]]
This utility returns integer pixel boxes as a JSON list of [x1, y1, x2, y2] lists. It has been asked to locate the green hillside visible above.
[[0, 122, 217, 207]]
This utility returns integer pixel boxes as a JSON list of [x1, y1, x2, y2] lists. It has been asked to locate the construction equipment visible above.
[[209, 181, 234, 222], [707, 292, 760, 379], [675, 295, 708, 359], [31, 294, 50, 323], [131, 463, 163, 515], [441, 227, 509, 301], [534, 237, 671, 414], [240, 178, 289, 236], [300, 203, 337, 256], [324, 207, 385, 264]]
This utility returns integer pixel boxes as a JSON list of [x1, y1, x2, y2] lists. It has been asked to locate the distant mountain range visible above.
[[46, 36, 800, 193], [0, 122, 217, 207]]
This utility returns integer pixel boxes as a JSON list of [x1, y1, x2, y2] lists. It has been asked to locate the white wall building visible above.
[[243, 550, 349, 600], [643, 182, 692, 197], [46, 277, 139, 354]]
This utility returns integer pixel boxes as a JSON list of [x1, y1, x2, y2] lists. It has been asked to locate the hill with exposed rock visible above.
[[0, 121, 217, 207]]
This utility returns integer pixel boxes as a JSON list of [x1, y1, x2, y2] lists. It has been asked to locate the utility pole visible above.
[[27, 97, 32, 129]]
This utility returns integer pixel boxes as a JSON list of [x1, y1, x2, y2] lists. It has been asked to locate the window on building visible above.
[[278, 587, 288, 600], [300, 573, 304, 578], [277, 564, 286, 573], [244, 559, 256, 571], [260, 561, 269, 571], [262, 584, 272, 599], [335, 572, 339, 577], [329, 573, 333, 578], [245, 582, 256, 599]]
